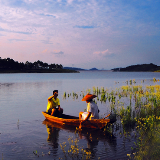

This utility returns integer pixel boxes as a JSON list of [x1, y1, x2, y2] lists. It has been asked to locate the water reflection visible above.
[[0, 82, 14, 88], [43, 120, 117, 159], [44, 120, 60, 155]]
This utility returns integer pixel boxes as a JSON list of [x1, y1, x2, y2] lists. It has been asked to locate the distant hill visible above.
[[112, 63, 160, 72], [64, 67, 99, 71], [63, 67, 86, 71], [89, 68, 98, 70]]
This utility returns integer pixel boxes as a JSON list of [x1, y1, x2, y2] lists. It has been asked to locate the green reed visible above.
[[62, 78, 160, 159]]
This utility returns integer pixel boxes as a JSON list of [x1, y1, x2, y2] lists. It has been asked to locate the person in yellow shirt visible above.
[[46, 90, 63, 117]]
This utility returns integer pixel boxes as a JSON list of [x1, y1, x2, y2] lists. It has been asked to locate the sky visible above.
[[0, 0, 160, 70]]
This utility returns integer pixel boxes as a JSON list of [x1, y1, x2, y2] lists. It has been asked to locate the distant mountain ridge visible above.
[[64, 67, 99, 71], [89, 68, 98, 70], [63, 67, 86, 70]]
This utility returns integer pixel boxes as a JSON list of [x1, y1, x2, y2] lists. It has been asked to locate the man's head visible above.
[[53, 90, 58, 98]]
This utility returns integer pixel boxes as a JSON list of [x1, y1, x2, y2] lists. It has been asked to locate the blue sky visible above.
[[0, 0, 160, 69]]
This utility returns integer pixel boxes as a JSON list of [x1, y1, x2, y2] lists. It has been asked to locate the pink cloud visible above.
[[41, 49, 64, 56], [93, 49, 113, 56], [67, 0, 73, 4], [42, 49, 48, 53]]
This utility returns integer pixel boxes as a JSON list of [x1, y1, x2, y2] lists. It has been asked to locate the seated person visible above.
[[46, 90, 63, 117], [79, 93, 99, 121]]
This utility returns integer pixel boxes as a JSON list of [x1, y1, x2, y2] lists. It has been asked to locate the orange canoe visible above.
[[42, 111, 111, 129]]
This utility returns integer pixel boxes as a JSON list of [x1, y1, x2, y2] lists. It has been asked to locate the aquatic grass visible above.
[[86, 89, 91, 94], [63, 84, 160, 124], [33, 150, 39, 157], [103, 123, 114, 135], [62, 80, 160, 159], [134, 116, 160, 159], [92, 86, 96, 94], [119, 105, 136, 128], [63, 92, 66, 99], [100, 92, 107, 103], [33, 149, 52, 158], [63, 91, 80, 100]]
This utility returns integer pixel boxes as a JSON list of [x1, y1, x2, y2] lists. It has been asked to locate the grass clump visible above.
[[60, 137, 93, 160]]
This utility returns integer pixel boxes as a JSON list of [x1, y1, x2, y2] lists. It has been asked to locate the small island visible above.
[[111, 63, 160, 72], [0, 57, 78, 73]]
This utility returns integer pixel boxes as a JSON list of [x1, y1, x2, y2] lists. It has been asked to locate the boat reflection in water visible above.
[[42, 119, 117, 159]]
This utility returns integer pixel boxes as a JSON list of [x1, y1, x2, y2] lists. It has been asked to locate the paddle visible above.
[[103, 113, 111, 119]]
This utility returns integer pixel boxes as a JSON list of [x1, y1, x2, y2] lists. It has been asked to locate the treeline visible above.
[[0, 57, 63, 70], [112, 63, 160, 72]]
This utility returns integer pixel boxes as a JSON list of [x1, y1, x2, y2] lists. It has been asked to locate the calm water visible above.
[[1, 71, 160, 160]]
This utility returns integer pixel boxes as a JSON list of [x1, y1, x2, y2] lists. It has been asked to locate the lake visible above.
[[1, 71, 160, 160]]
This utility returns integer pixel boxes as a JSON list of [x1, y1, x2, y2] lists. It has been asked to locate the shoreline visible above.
[[0, 68, 79, 73]]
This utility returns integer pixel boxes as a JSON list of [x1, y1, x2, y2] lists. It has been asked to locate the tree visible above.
[[49, 63, 56, 69]]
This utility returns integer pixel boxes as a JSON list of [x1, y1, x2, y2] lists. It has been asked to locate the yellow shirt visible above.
[[46, 97, 60, 112]]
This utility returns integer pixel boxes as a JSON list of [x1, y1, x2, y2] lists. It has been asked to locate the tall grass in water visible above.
[[62, 79, 160, 159]]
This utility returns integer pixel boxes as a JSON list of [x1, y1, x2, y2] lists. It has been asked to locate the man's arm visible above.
[[57, 105, 61, 109], [81, 112, 91, 124], [48, 95, 54, 101]]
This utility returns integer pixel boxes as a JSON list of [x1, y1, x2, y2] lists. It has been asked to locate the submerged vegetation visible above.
[[60, 136, 96, 160], [62, 78, 160, 159]]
